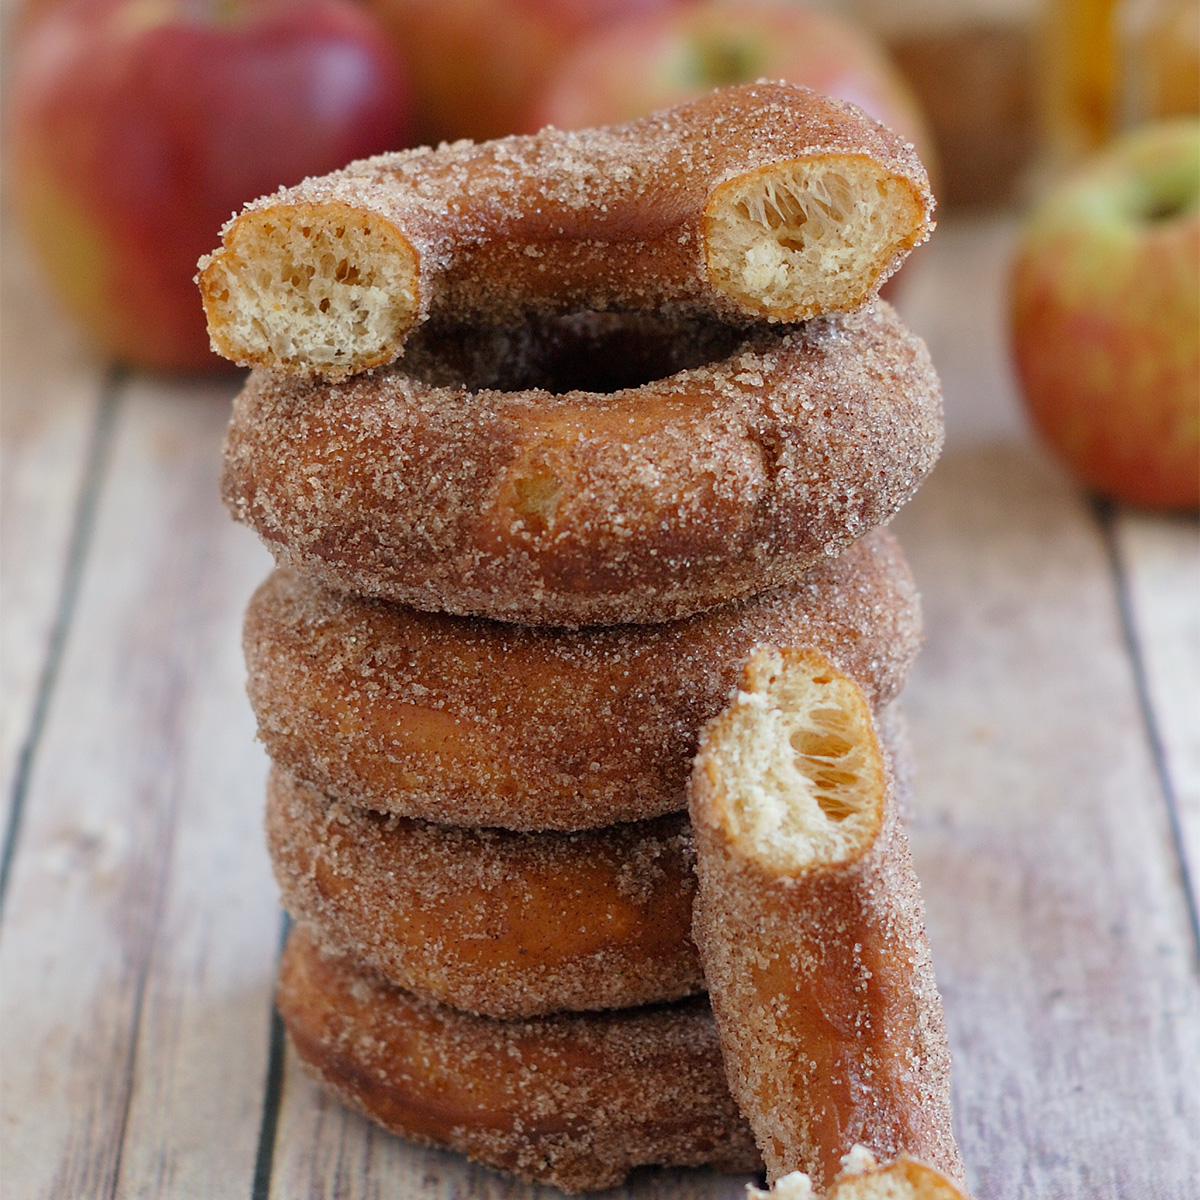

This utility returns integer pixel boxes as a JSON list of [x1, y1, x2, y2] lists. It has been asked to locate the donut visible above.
[[277, 924, 761, 1192], [198, 82, 934, 380], [688, 648, 962, 1191], [751, 1148, 970, 1200], [223, 301, 942, 627], [244, 527, 921, 829], [266, 767, 702, 1018]]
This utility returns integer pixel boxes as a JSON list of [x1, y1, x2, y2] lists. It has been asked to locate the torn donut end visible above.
[[703, 156, 933, 321], [825, 1156, 969, 1200], [197, 200, 420, 378], [753, 1150, 970, 1200], [694, 645, 886, 876]]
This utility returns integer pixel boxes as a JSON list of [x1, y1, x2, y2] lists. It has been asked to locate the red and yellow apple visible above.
[[368, 0, 683, 146], [8, 0, 414, 373], [1009, 119, 1199, 510], [525, 0, 936, 172]]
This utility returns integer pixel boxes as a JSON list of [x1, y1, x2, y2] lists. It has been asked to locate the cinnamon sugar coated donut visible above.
[[198, 83, 934, 379], [266, 768, 702, 1018], [689, 649, 962, 1189], [223, 301, 942, 626], [244, 528, 921, 829], [277, 925, 761, 1192]]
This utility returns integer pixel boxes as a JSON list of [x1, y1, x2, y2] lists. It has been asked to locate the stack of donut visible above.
[[202, 83, 964, 1195]]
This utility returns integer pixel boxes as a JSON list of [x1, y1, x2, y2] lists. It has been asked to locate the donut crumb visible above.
[[705, 158, 927, 320], [199, 201, 419, 376]]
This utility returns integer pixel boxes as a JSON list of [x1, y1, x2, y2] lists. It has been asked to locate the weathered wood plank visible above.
[[1111, 510, 1200, 934], [0, 378, 279, 1200], [0, 224, 109, 845], [892, 447, 1200, 1200], [893, 215, 1028, 449], [109, 377, 281, 1200]]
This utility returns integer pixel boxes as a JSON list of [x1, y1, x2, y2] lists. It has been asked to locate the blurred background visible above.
[[6, 0, 1196, 506]]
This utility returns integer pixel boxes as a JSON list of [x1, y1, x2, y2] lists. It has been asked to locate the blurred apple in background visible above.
[[367, 0, 684, 146], [8, 0, 414, 373], [525, 0, 937, 173], [1009, 119, 1199, 511]]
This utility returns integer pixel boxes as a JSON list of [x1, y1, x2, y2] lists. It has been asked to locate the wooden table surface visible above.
[[2, 214, 1198, 1200]]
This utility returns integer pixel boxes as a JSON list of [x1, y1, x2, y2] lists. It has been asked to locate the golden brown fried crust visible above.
[[266, 768, 702, 1018], [199, 82, 933, 378], [689, 653, 962, 1191], [243, 528, 921, 829], [276, 926, 761, 1193], [222, 301, 941, 627]]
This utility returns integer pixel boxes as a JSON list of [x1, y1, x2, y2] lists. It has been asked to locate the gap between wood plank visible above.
[[252, 912, 292, 1200], [1097, 497, 1200, 969], [0, 373, 123, 923]]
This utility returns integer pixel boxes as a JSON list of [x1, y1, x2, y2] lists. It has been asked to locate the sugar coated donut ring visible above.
[[224, 301, 942, 627], [198, 82, 934, 379], [277, 925, 761, 1192], [244, 527, 921, 829], [267, 767, 702, 1018]]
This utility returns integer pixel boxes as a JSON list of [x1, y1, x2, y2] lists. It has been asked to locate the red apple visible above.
[[525, 0, 937, 173], [1009, 119, 1199, 511], [8, 0, 414, 373], [367, 0, 684, 146]]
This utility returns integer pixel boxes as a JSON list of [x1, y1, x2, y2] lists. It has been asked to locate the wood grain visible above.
[[0, 224, 110, 859], [0, 380, 279, 1199], [1112, 510, 1200, 934], [892, 447, 1200, 1199]]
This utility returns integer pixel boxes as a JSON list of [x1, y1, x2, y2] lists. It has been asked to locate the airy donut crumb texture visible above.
[[705, 159, 924, 320], [697, 646, 886, 873], [201, 203, 420, 374], [752, 1151, 969, 1200]]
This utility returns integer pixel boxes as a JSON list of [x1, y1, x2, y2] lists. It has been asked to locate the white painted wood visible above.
[[109, 377, 281, 1200], [1112, 510, 1200, 926], [0, 379, 278, 1200], [892, 447, 1200, 1199], [0, 223, 107, 819], [893, 214, 1031, 451]]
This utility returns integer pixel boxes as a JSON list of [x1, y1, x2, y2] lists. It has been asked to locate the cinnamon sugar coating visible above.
[[689, 650, 962, 1191], [277, 925, 761, 1192], [244, 528, 920, 830], [199, 82, 934, 379], [266, 768, 702, 1018], [223, 301, 942, 627]]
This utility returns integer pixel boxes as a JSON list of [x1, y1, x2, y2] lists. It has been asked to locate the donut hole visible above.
[[705, 647, 885, 871], [399, 310, 750, 395], [200, 202, 420, 376], [704, 156, 927, 320]]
